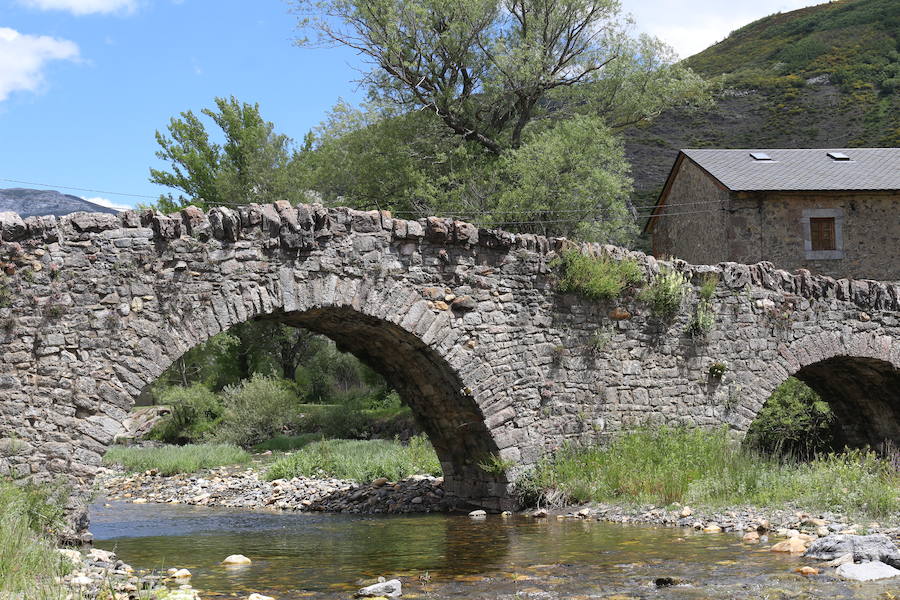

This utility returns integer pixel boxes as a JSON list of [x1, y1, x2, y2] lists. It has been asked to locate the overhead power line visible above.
[[0, 178, 159, 200], [1, 176, 725, 224]]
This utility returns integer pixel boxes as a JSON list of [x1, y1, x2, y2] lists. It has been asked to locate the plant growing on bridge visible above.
[[478, 453, 516, 475], [708, 361, 728, 378], [687, 299, 715, 339], [639, 268, 688, 318], [554, 250, 643, 301]]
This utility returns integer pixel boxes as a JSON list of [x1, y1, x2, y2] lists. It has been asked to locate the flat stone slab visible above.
[[835, 561, 900, 582]]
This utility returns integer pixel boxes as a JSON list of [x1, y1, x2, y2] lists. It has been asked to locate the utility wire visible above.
[[1, 176, 725, 223], [0, 178, 160, 200]]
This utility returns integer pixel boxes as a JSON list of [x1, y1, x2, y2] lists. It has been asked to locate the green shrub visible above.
[[148, 384, 224, 444], [265, 436, 441, 482], [639, 268, 688, 318], [211, 374, 303, 448], [102, 443, 250, 474], [0, 480, 72, 597], [744, 377, 834, 459], [554, 249, 643, 301]]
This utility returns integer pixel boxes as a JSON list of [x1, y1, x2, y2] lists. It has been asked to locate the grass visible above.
[[253, 433, 324, 452], [517, 426, 900, 522], [265, 436, 442, 482], [0, 480, 71, 598], [103, 443, 251, 475], [554, 249, 644, 301]]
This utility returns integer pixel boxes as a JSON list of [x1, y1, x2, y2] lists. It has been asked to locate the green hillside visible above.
[[625, 0, 900, 206]]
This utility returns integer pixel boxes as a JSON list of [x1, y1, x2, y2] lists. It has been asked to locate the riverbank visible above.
[[98, 465, 450, 514], [96, 464, 900, 543]]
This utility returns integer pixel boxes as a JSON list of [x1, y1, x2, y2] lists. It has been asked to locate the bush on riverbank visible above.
[[211, 374, 303, 447], [103, 443, 251, 475], [265, 436, 441, 482], [0, 480, 71, 597], [744, 377, 835, 459], [517, 426, 900, 521], [148, 384, 224, 444]]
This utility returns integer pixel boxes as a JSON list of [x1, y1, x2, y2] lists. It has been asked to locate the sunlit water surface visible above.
[[90, 501, 899, 599]]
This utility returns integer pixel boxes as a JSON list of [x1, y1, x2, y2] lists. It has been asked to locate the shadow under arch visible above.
[[214, 305, 512, 510], [793, 356, 900, 449]]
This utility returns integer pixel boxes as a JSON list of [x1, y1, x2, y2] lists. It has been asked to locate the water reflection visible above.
[[90, 501, 899, 599]]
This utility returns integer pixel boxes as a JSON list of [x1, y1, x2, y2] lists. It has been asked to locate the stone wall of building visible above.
[[0, 203, 896, 534], [728, 191, 899, 281], [651, 158, 730, 263]]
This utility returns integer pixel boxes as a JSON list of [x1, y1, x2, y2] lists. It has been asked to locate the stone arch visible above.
[[754, 330, 900, 448], [111, 273, 513, 511]]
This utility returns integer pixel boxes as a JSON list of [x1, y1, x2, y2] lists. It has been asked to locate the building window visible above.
[[800, 208, 844, 260], [809, 217, 836, 251]]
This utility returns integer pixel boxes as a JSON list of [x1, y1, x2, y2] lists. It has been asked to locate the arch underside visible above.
[[257, 307, 511, 509], [795, 356, 900, 448]]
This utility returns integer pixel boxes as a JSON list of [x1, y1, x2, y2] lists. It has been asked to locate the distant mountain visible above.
[[625, 0, 899, 208], [0, 188, 121, 219]]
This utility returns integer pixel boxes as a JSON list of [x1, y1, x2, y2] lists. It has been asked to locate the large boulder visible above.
[[805, 534, 900, 568]]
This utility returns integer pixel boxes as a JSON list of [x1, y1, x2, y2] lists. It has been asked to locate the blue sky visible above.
[[0, 0, 822, 210]]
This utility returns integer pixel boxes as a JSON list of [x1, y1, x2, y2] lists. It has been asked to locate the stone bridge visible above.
[[0, 203, 897, 531]]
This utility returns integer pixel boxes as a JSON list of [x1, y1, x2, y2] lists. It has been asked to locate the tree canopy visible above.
[[293, 0, 710, 153], [293, 0, 710, 243], [149, 96, 306, 211]]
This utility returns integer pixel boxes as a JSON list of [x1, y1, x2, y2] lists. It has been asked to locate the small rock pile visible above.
[[56, 546, 201, 599], [99, 468, 450, 514]]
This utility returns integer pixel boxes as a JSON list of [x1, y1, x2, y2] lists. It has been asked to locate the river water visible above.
[[90, 501, 898, 599]]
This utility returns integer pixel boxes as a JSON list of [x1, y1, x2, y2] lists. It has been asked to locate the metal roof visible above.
[[681, 148, 900, 191]]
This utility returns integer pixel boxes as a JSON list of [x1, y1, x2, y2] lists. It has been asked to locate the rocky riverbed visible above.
[[98, 466, 450, 514]]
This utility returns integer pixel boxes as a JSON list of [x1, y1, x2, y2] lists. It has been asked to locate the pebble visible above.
[[222, 554, 252, 565]]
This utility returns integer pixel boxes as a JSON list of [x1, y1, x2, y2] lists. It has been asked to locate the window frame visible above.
[[800, 208, 844, 260]]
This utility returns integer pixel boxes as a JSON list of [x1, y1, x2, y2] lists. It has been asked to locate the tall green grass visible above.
[[0, 480, 71, 598], [265, 436, 441, 482], [103, 443, 251, 475], [517, 426, 900, 521]]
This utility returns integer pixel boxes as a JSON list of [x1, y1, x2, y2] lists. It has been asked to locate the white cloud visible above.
[[18, 0, 137, 16], [82, 196, 132, 212], [0, 28, 79, 102], [624, 0, 825, 59]]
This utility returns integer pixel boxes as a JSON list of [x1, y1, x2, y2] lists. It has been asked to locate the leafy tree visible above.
[[149, 96, 306, 210], [293, 0, 710, 153], [294, 0, 710, 243]]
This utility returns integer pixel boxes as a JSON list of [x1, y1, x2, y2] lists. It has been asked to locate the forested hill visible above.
[[625, 0, 900, 204]]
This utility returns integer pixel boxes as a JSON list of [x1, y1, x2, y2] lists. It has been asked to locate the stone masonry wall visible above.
[[652, 158, 730, 263], [0, 203, 896, 534], [728, 191, 899, 281]]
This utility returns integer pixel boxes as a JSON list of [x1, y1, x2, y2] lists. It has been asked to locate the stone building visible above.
[[645, 148, 900, 280]]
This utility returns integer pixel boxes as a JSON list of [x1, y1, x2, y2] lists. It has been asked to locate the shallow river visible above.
[[90, 501, 898, 599]]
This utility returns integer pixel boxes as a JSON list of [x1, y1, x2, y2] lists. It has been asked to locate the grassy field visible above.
[[517, 426, 900, 521], [265, 436, 441, 482], [103, 443, 251, 475], [0, 480, 71, 598]]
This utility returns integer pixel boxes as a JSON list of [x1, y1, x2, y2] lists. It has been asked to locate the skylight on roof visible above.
[[750, 152, 772, 161], [827, 151, 850, 161]]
